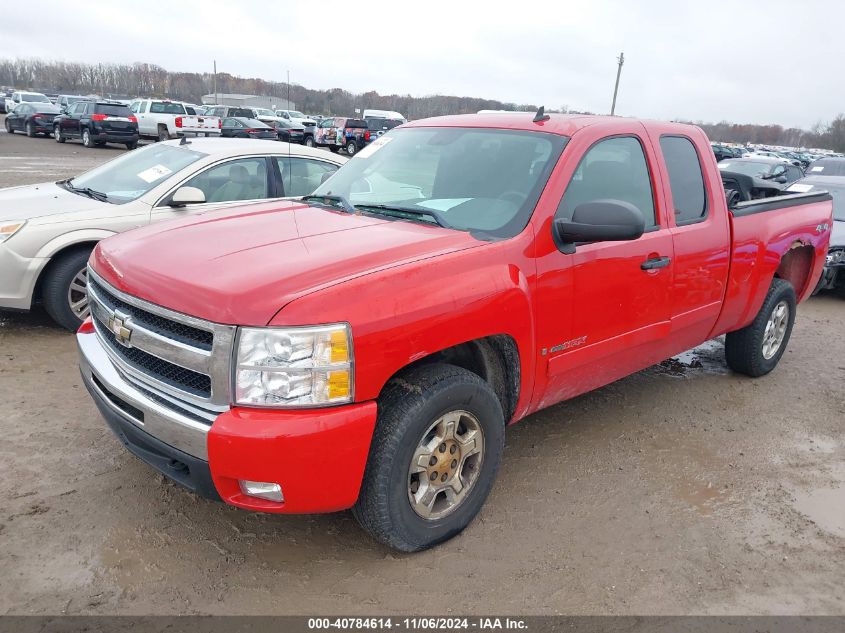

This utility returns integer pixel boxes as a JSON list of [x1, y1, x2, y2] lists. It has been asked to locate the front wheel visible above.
[[42, 248, 94, 331], [725, 278, 796, 377], [353, 363, 505, 552], [125, 141, 138, 150], [304, 136, 314, 147], [328, 145, 339, 153]]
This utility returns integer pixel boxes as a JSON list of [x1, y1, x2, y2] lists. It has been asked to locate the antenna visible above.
[[533, 106, 550, 123]]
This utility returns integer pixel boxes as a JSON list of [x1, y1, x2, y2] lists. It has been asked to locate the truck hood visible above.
[[0, 181, 104, 222], [92, 201, 484, 325]]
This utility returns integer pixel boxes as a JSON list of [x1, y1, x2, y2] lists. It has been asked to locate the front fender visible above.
[[34, 229, 117, 259], [272, 237, 537, 421]]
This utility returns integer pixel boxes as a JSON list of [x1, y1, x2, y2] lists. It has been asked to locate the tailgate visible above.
[[180, 115, 220, 131]]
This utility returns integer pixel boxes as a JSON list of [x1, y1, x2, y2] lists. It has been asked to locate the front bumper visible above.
[[78, 330, 378, 513], [0, 244, 48, 310]]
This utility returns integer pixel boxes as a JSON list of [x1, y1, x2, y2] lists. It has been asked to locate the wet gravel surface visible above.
[[1, 121, 844, 615]]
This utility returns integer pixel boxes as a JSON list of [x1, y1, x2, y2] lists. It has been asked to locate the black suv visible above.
[[53, 101, 139, 149]]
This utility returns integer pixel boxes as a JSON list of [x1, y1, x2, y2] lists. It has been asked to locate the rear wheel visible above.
[[725, 278, 796, 377], [42, 248, 94, 331], [125, 141, 138, 150], [26, 121, 35, 137], [54, 125, 65, 143], [353, 363, 505, 552], [82, 128, 95, 148], [304, 135, 314, 147], [345, 141, 358, 156], [157, 126, 170, 142]]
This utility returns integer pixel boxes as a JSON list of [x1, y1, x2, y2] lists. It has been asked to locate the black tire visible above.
[[157, 126, 170, 142], [304, 135, 314, 147], [725, 278, 796, 377], [353, 363, 505, 552], [125, 141, 138, 150], [4, 118, 12, 134], [42, 248, 94, 331], [54, 125, 65, 143], [328, 145, 340, 153], [82, 128, 95, 148], [26, 121, 35, 137], [345, 141, 358, 156]]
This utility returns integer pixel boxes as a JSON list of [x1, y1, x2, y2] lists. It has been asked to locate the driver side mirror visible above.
[[553, 200, 645, 254], [169, 186, 206, 207], [774, 175, 788, 184]]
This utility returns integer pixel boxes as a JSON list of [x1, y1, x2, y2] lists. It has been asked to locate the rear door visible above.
[[648, 126, 730, 349], [536, 124, 675, 405]]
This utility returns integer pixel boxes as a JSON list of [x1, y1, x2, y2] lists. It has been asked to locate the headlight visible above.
[[0, 221, 26, 243], [827, 249, 845, 265], [234, 323, 353, 407]]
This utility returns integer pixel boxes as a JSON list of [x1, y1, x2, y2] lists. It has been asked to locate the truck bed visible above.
[[712, 190, 833, 338]]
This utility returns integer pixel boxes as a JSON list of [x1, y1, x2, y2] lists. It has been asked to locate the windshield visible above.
[[23, 93, 50, 103], [69, 143, 207, 204], [288, 111, 306, 119], [311, 127, 567, 238], [718, 161, 773, 177], [253, 108, 273, 116]]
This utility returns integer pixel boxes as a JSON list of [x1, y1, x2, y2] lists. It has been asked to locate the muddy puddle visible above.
[[655, 338, 729, 377]]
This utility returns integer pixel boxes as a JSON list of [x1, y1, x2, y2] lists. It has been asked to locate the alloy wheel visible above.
[[407, 410, 484, 520], [762, 300, 789, 359], [67, 268, 90, 321]]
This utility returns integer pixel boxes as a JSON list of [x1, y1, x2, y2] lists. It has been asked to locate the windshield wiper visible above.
[[301, 194, 356, 213], [355, 204, 454, 229], [63, 179, 110, 203]]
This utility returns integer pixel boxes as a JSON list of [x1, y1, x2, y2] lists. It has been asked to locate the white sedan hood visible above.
[[0, 181, 104, 223]]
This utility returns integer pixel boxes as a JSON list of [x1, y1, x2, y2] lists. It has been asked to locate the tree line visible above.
[[2, 58, 844, 152]]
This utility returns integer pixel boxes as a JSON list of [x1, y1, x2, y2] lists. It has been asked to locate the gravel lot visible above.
[[1, 120, 844, 616]]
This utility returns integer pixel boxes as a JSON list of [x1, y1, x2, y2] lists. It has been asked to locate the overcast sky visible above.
[[1, 0, 839, 129]]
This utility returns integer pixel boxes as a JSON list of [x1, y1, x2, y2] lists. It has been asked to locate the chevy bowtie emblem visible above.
[[107, 310, 133, 347]]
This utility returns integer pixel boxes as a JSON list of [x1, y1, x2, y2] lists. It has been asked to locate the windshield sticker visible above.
[[717, 163, 729, 169], [418, 198, 472, 212], [810, 166, 825, 172], [786, 183, 814, 193], [355, 136, 394, 159], [137, 164, 173, 183]]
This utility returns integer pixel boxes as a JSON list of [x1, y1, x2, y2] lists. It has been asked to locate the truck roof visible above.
[[404, 113, 702, 138]]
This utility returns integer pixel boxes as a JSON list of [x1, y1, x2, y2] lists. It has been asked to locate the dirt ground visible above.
[[1, 122, 844, 616]]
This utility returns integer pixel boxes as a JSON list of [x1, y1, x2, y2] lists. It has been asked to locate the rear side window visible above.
[[660, 136, 707, 225], [557, 136, 657, 227]]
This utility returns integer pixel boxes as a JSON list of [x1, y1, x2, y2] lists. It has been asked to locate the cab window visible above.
[[557, 136, 656, 227], [659, 135, 707, 225]]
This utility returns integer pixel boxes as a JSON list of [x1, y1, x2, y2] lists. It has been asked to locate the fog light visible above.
[[238, 480, 284, 503]]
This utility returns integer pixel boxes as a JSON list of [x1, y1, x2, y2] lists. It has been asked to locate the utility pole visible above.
[[610, 52, 624, 116], [287, 70, 291, 110], [213, 60, 218, 104]]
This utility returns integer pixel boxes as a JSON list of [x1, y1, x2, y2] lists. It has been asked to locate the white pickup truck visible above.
[[130, 99, 222, 141]]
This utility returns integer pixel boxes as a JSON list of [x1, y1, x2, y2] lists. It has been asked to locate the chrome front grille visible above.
[[87, 268, 236, 413]]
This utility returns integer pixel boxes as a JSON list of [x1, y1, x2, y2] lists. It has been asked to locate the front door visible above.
[[534, 127, 675, 406]]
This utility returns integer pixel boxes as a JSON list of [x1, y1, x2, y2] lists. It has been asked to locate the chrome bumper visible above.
[[78, 331, 212, 460]]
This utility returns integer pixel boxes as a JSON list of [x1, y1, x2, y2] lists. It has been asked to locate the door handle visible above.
[[641, 256, 671, 271]]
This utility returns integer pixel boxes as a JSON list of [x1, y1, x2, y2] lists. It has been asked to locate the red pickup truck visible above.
[[77, 113, 832, 552]]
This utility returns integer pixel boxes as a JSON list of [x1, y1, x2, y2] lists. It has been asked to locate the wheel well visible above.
[[31, 242, 96, 305], [382, 335, 520, 423], [775, 243, 815, 297]]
